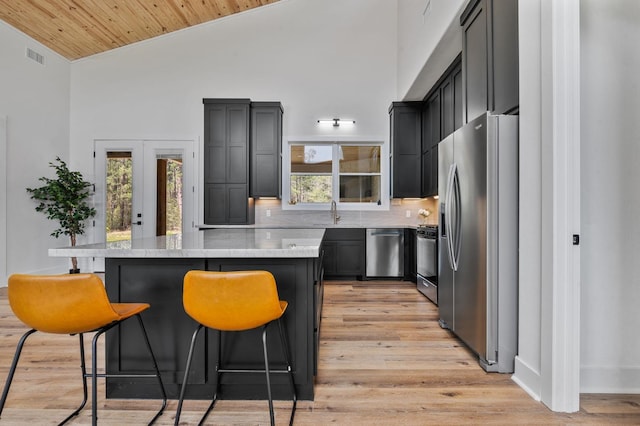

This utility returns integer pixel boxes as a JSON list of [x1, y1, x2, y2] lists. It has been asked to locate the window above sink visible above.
[[285, 140, 386, 211]]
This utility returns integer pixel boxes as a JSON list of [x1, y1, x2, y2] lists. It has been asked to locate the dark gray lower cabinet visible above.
[[105, 256, 321, 401], [204, 184, 253, 224], [322, 228, 365, 279]]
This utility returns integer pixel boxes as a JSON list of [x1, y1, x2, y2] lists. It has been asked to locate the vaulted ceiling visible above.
[[0, 0, 279, 60]]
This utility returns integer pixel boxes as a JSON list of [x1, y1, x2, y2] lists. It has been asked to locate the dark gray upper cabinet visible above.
[[203, 99, 253, 225], [453, 67, 463, 129], [462, 0, 489, 122], [426, 92, 441, 148], [250, 102, 283, 198], [421, 93, 440, 198], [420, 58, 461, 198], [390, 102, 422, 198], [461, 0, 519, 122], [491, 0, 519, 115], [440, 61, 462, 140], [441, 77, 455, 138]]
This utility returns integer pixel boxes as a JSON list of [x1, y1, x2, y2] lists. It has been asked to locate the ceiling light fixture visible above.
[[317, 118, 355, 127]]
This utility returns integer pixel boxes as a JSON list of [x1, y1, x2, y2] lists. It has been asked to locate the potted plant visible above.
[[27, 157, 96, 273]]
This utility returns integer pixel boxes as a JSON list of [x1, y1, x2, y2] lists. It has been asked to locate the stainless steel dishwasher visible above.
[[366, 228, 404, 278]]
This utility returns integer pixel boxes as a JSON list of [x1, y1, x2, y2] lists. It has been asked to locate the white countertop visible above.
[[48, 228, 325, 259], [198, 224, 418, 229]]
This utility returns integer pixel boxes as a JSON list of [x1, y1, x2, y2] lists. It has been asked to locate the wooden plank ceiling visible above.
[[0, 0, 279, 60]]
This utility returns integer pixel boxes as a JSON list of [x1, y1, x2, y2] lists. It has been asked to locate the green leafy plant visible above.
[[27, 157, 96, 272]]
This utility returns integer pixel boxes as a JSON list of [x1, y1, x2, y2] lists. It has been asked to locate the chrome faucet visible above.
[[330, 200, 340, 224]]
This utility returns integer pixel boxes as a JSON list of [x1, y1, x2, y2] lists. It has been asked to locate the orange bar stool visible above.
[[175, 270, 297, 426], [0, 273, 167, 425]]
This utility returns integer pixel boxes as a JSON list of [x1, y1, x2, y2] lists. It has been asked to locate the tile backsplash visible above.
[[254, 198, 439, 227]]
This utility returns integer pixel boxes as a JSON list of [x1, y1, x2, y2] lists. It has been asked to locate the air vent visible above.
[[26, 48, 45, 65]]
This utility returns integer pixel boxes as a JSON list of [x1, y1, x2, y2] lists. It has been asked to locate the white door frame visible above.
[[513, 0, 581, 413], [539, 0, 581, 412]]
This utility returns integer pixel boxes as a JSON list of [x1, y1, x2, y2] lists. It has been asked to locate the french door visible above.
[[93, 139, 196, 271]]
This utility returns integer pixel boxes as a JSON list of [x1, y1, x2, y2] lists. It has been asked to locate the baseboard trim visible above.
[[581, 365, 640, 393], [512, 355, 541, 401]]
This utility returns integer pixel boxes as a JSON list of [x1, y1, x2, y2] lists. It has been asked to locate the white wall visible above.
[[396, 0, 466, 100], [69, 0, 398, 215], [580, 0, 640, 393], [0, 115, 6, 283], [0, 21, 71, 281]]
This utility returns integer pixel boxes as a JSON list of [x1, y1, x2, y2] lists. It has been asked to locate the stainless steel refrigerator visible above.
[[438, 112, 518, 373]]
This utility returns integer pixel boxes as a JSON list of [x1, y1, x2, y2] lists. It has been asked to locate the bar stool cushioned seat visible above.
[[0, 273, 167, 425], [175, 270, 296, 426]]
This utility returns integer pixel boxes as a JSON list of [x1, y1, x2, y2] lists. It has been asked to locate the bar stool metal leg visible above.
[[0, 329, 37, 418], [87, 315, 166, 426], [136, 314, 168, 424], [175, 324, 205, 426], [198, 329, 222, 425], [59, 333, 89, 425], [1, 330, 93, 425], [277, 318, 297, 426], [262, 325, 275, 426]]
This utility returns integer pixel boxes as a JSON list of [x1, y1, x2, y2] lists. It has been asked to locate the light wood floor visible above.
[[0, 281, 638, 425]]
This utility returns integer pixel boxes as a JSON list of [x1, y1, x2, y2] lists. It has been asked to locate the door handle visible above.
[[445, 163, 457, 271], [133, 221, 142, 226], [451, 166, 461, 271]]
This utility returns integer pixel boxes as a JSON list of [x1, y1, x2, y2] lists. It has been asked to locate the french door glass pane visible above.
[[156, 156, 183, 236], [106, 152, 132, 242]]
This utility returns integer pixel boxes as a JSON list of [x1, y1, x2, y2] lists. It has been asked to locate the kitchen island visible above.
[[49, 228, 325, 401]]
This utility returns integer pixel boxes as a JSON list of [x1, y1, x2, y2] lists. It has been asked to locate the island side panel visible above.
[[104, 256, 319, 401]]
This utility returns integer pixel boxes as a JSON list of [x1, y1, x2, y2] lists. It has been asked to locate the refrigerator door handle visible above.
[[445, 163, 457, 271], [451, 165, 461, 271]]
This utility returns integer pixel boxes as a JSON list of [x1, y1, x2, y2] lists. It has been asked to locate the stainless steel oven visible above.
[[416, 225, 438, 304]]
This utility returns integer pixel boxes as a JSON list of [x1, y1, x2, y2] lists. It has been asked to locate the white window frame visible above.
[[283, 138, 389, 211]]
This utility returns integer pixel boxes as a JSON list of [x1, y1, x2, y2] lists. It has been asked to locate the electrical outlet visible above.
[[266, 209, 271, 217], [406, 210, 411, 218]]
